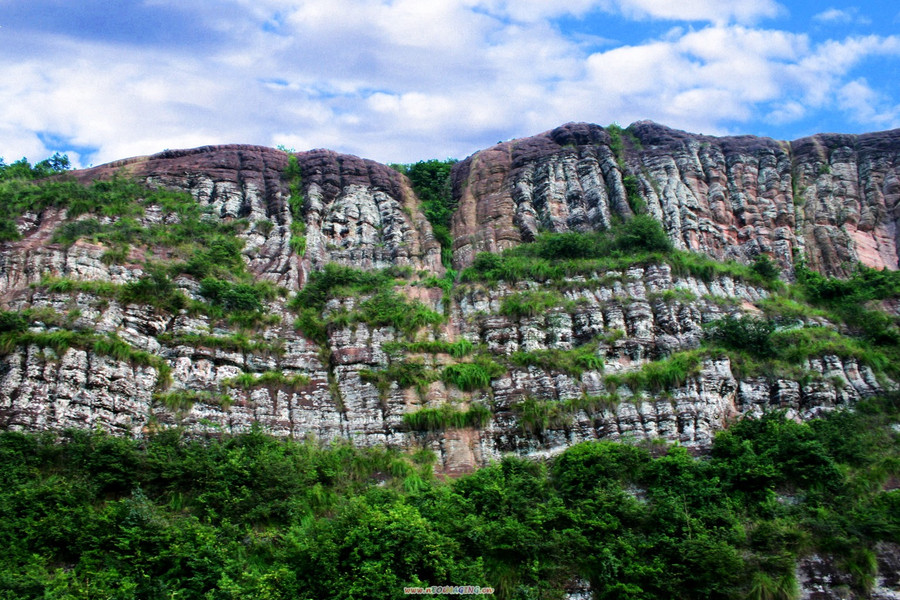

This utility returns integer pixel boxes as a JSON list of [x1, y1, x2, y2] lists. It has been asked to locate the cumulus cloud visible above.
[[1, 1, 899, 167], [813, 8, 872, 25]]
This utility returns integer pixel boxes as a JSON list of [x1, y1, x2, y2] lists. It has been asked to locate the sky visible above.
[[1, 0, 899, 168]]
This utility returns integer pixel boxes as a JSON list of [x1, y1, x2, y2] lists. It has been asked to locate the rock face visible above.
[[0, 145, 443, 297], [0, 124, 897, 470], [452, 122, 900, 277]]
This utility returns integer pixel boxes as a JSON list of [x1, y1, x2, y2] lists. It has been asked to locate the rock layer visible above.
[[451, 122, 900, 277]]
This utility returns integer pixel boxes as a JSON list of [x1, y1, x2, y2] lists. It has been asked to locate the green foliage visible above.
[[606, 350, 703, 392], [385, 338, 475, 358], [158, 331, 282, 355], [153, 389, 233, 411], [705, 315, 776, 357], [510, 342, 604, 376], [0, 400, 897, 599], [512, 396, 573, 433], [402, 403, 492, 431], [461, 221, 767, 290], [223, 371, 311, 391], [796, 262, 900, 347], [0, 311, 28, 333], [360, 361, 439, 397], [394, 159, 458, 267], [200, 277, 265, 312], [441, 356, 506, 391], [751, 254, 781, 281], [500, 289, 573, 318], [291, 264, 443, 342], [0, 329, 172, 388]]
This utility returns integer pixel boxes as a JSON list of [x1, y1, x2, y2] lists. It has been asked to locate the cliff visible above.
[[452, 121, 900, 277], [1, 121, 900, 598]]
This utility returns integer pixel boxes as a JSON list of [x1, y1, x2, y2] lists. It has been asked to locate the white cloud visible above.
[[1, 2, 900, 168], [615, 0, 783, 25], [813, 7, 872, 25], [838, 79, 900, 128]]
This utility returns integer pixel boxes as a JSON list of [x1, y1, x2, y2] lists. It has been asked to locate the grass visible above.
[[157, 332, 283, 355], [460, 223, 779, 292], [511, 394, 620, 433], [510, 343, 604, 377], [360, 362, 440, 397], [402, 403, 491, 431], [223, 371, 311, 391], [291, 264, 444, 343], [605, 350, 704, 393], [152, 389, 233, 412], [500, 289, 574, 319], [441, 356, 506, 392], [382, 338, 474, 359]]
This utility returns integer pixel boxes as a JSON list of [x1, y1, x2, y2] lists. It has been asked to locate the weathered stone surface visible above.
[[0, 129, 897, 476], [451, 122, 900, 278]]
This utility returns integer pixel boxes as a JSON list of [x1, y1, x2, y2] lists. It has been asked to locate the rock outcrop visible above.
[[451, 122, 900, 277], [0, 123, 898, 472]]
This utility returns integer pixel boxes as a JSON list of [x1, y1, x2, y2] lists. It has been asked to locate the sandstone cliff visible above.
[[451, 122, 900, 277], [0, 123, 897, 473]]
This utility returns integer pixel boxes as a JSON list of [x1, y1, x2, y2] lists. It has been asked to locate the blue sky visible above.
[[1, 0, 899, 167]]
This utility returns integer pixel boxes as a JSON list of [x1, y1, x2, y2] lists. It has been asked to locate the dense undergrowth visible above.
[[391, 159, 458, 267], [291, 263, 445, 344], [1, 399, 898, 599], [460, 215, 780, 290]]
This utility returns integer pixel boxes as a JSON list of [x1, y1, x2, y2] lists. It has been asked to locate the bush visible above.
[[402, 403, 491, 431], [615, 214, 671, 254], [751, 254, 780, 281], [705, 315, 775, 357], [441, 357, 505, 391], [200, 278, 264, 312], [0, 311, 28, 333]]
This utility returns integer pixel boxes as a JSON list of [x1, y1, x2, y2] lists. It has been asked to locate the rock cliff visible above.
[[2, 122, 900, 598], [0, 123, 897, 471], [452, 122, 900, 277]]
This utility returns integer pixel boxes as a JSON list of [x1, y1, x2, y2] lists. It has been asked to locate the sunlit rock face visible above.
[[451, 121, 900, 277], [0, 124, 898, 475]]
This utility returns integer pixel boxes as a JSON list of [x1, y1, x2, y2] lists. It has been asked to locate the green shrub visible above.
[[500, 290, 572, 319], [510, 343, 603, 376], [705, 315, 775, 357], [200, 278, 264, 312], [441, 357, 505, 391], [387, 338, 474, 358], [360, 361, 439, 396], [0, 311, 28, 333], [751, 254, 780, 281], [606, 350, 703, 392], [224, 371, 311, 391], [393, 159, 458, 268], [402, 403, 491, 431], [512, 396, 571, 433]]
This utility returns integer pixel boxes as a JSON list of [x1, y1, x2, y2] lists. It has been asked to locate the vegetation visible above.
[[223, 371, 311, 391], [360, 361, 440, 397], [402, 403, 492, 431], [606, 124, 647, 213], [291, 264, 444, 343], [460, 218, 775, 290], [0, 329, 172, 388], [382, 338, 474, 359], [499, 289, 574, 318], [510, 343, 604, 377], [605, 350, 704, 393], [392, 159, 458, 267], [152, 389, 233, 411], [441, 356, 506, 391], [0, 399, 896, 598]]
